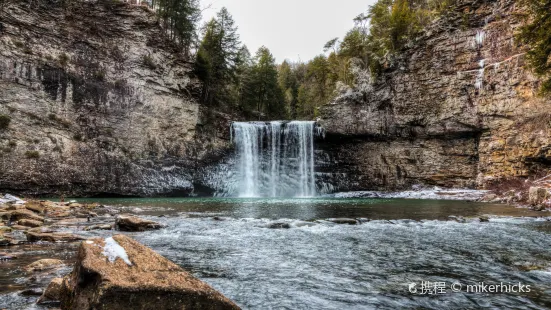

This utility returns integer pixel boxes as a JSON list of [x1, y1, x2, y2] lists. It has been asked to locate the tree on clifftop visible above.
[[195, 7, 241, 106]]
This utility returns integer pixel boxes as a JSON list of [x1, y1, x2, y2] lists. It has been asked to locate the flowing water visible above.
[[224, 121, 317, 198], [2, 198, 551, 309]]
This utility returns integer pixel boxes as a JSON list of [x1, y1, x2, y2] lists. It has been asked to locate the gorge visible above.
[[2, 0, 551, 309]]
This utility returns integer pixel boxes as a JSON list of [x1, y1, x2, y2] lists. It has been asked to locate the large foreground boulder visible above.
[[115, 214, 163, 231], [59, 235, 240, 310]]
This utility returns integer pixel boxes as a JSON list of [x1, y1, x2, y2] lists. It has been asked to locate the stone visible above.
[[115, 215, 163, 232], [25, 202, 45, 214], [0, 226, 12, 232], [59, 235, 240, 309], [479, 215, 490, 222], [7, 209, 44, 222], [11, 225, 30, 231], [26, 232, 85, 243], [20, 288, 44, 296], [84, 224, 113, 231], [327, 218, 359, 225], [37, 277, 63, 304], [528, 187, 550, 206], [17, 219, 43, 228], [267, 222, 291, 229], [25, 259, 64, 272]]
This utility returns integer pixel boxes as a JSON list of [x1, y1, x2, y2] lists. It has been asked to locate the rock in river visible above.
[[25, 259, 64, 272], [59, 235, 240, 309], [115, 214, 164, 232]]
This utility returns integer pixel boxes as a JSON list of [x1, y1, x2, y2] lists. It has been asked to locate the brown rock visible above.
[[84, 224, 113, 231], [59, 235, 240, 310], [17, 219, 43, 228], [25, 202, 45, 214], [25, 259, 64, 272], [529, 187, 550, 207], [11, 224, 30, 231], [38, 277, 64, 304], [26, 232, 85, 243], [0, 226, 13, 232], [115, 214, 163, 232], [8, 209, 45, 222]]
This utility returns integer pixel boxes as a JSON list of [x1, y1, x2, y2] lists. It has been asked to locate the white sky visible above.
[[200, 0, 375, 63]]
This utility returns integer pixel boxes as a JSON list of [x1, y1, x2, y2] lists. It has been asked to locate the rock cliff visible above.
[[0, 0, 232, 197], [319, 0, 551, 192]]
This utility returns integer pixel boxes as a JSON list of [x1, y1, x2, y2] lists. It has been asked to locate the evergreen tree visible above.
[[195, 8, 241, 106], [249, 47, 285, 119]]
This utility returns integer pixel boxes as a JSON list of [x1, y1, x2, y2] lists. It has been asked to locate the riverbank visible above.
[[1, 194, 550, 309]]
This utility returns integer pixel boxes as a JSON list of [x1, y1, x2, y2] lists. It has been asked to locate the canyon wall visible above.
[[0, 0, 232, 197], [319, 0, 551, 191]]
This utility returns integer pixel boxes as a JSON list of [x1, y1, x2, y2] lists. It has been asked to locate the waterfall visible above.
[[228, 121, 318, 198]]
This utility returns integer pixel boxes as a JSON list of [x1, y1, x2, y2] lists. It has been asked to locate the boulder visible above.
[[267, 222, 291, 229], [20, 288, 44, 296], [25, 202, 45, 214], [38, 277, 63, 304], [17, 219, 43, 228], [115, 215, 163, 231], [0, 226, 12, 232], [7, 209, 44, 222], [479, 215, 490, 222], [327, 218, 359, 225], [84, 224, 113, 231], [59, 235, 240, 309], [528, 187, 550, 208], [25, 259, 64, 272], [26, 232, 85, 243]]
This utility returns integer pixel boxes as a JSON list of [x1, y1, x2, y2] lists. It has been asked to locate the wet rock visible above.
[[20, 288, 44, 296], [0, 252, 18, 260], [267, 222, 291, 229], [449, 216, 466, 223], [0, 225, 13, 232], [17, 219, 43, 228], [356, 218, 370, 223], [26, 232, 85, 243], [6, 209, 45, 222], [479, 215, 490, 222], [25, 259, 64, 272], [59, 235, 240, 309], [115, 214, 163, 232], [25, 202, 45, 214], [11, 224, 30, 231], [84, 224, 113, 231], [38, 277, 63, 304], [327, 218, 359, 225]]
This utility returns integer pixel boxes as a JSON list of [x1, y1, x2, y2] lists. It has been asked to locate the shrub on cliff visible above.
[[0, 114, 11, 130], [25, 151, 40, 159], [517, 0, 551, 95]]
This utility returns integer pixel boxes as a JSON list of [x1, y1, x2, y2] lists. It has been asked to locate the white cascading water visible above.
[[230, 121, 317, 198]]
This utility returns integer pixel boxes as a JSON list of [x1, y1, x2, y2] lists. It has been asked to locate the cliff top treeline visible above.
[[5, 0, 549, 120]]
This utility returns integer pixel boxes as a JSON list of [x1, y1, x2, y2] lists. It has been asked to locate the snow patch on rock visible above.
[[102, 237, 132, 266]]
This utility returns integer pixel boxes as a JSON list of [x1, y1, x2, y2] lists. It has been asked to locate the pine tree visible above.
[[195, 8, 241, 106], [249, 47, 285, 119]]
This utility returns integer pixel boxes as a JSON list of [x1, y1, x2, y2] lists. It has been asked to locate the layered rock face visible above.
[[0, 0, 231, 197], [320, 0, 551, 191]]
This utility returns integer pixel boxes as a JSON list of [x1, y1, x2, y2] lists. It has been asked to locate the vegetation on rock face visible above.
[[517, 0, 551, 95], [25, 151, 40, 159], [0, 114, 11, 130], [149, 0, 201, 57]]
